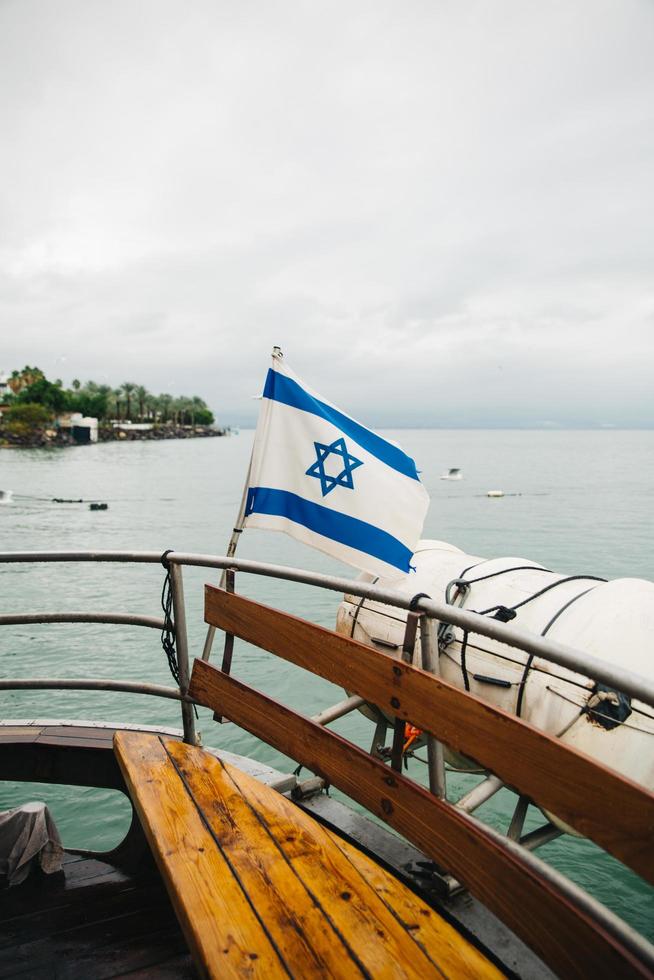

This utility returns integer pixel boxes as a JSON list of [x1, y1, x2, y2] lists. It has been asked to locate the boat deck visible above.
[[0, 721, 556, 978], [0, 852, 195, 979], [116, 731, 503, 979]]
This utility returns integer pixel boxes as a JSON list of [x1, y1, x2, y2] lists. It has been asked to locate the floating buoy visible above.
[[89, 502, 108, 511], [487, 490, 504, 498]]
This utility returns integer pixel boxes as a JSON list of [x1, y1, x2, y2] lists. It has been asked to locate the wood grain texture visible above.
[[116, 731, 501, 979], [327, 831, 499, 980], [165, 738, 500, 979], [215, 751, 501, 980], [164, 739, 364, 978], [204, 586, 654, 884], [114, 731, 286, 979], [190, 658, 653, 980]]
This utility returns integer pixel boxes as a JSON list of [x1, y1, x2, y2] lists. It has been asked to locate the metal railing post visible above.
[[420, 615, 447, 798], [169, 563, 197, 744]]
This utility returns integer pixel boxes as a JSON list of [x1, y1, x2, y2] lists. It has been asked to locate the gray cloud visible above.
[[1, 0, 653, 427]]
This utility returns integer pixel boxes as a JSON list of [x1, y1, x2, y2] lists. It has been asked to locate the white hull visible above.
[[336, 539, 654, 835]]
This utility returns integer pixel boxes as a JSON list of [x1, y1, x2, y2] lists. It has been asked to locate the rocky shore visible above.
[[0, 424, 228, 449], [99, 424, 227, 443]]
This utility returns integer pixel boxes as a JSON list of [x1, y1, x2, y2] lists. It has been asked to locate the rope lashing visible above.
[[460, 630, 471, 691], [515, 586, 596, 717], [348, 576, 380, 639], [160, 549, 180, 686], [476, 574, 606, 618], [442, 567, 607, 698]]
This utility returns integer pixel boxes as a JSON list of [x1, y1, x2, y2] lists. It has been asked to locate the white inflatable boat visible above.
[[336, 539, 654, 834]]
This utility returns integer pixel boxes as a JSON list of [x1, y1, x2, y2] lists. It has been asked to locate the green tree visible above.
[[112, 389, 123, 420], [144, 393, 156, 421], [69, 390, 109, 419], [190, 396, 214, 425], [158, 393, 173, 423], [135, 385, 149, 422], [95, 385, 113, 419], [176, 397, 193, 424], [193, 406, 214, 425], [5, 402, 53, 438], [121, 382, 137, 421], [16, 378, 69, 412]]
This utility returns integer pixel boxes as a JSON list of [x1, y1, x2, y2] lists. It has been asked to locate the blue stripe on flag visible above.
[[262, 370, 419, 481], [246, 487, 413, 573]]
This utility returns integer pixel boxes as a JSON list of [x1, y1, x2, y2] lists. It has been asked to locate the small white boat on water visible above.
[[440, 467, 462, 480]]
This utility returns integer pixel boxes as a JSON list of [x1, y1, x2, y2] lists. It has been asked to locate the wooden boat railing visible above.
[[1, 549, 653, 974], [195, 584, 654, 978]]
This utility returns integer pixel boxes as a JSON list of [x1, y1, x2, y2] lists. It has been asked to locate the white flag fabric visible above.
[[242, 355, 430, 579]]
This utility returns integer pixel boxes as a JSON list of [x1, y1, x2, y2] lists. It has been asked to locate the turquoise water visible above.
[[0, 430, 652, 937]]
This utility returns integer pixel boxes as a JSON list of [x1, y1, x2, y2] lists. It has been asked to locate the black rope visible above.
[[514, 586, 596, 717], [349, 577, 379, 638], [160, 549, 180, 686], [476, 575, 606, 618], [460, 630, 471, 691], [443, 564, 548, 688], [409, 592, 431, 612], [445, 563, 606, 698], [460, 563, 552, 588]]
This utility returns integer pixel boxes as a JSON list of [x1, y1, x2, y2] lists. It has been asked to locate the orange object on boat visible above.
[[403, 723, 422, 753]]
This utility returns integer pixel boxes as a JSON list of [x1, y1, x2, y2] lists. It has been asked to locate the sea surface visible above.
[[1, 429, 652, 938]]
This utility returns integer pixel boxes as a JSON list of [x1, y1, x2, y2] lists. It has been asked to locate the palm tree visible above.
[[96, 385, 113, 420], [9, 366, 44, 393], [190, 396, 206, 425], [142, 393, 155, 421], [171, 397, 186, 425], [158, 394, 173, 424], [135, 385, 149, 422], [177, 397, 193, 425], [113, 389, 123, 421], [121, 382, 137, 422]]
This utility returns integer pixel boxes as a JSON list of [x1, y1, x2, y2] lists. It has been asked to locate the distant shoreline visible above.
[[0, 423, 229, 449]]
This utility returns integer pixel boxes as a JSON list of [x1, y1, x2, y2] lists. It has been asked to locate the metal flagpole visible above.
[[200, 346, 283, 662]]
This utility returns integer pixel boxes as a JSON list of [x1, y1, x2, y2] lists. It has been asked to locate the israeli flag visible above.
[[242, 354, 429, 579]]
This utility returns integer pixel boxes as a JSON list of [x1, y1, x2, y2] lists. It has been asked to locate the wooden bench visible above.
[[191, 584, 654, 980], [115, 730, 501, 979]]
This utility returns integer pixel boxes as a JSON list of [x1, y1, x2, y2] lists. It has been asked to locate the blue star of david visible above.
[[306, 437, 363, 497]]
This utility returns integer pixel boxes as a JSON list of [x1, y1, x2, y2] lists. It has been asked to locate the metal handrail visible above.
[[1, 549, 652, 708], [0, 613, 165, 629], [0, 678, 185, 700]]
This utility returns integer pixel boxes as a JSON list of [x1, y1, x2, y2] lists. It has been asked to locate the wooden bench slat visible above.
[[117, 731, 502, 979], [114, 731, 286, 978], [204, 585, 654, 885], [163, 740, 355, 977], [329, 832, 500, 979], [166, 739, 495, 979], [189, 658, 653, 980], [218, 751, 501, 980]]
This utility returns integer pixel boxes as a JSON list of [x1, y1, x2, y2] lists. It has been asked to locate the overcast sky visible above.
[[1, 0, 652, 427]]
